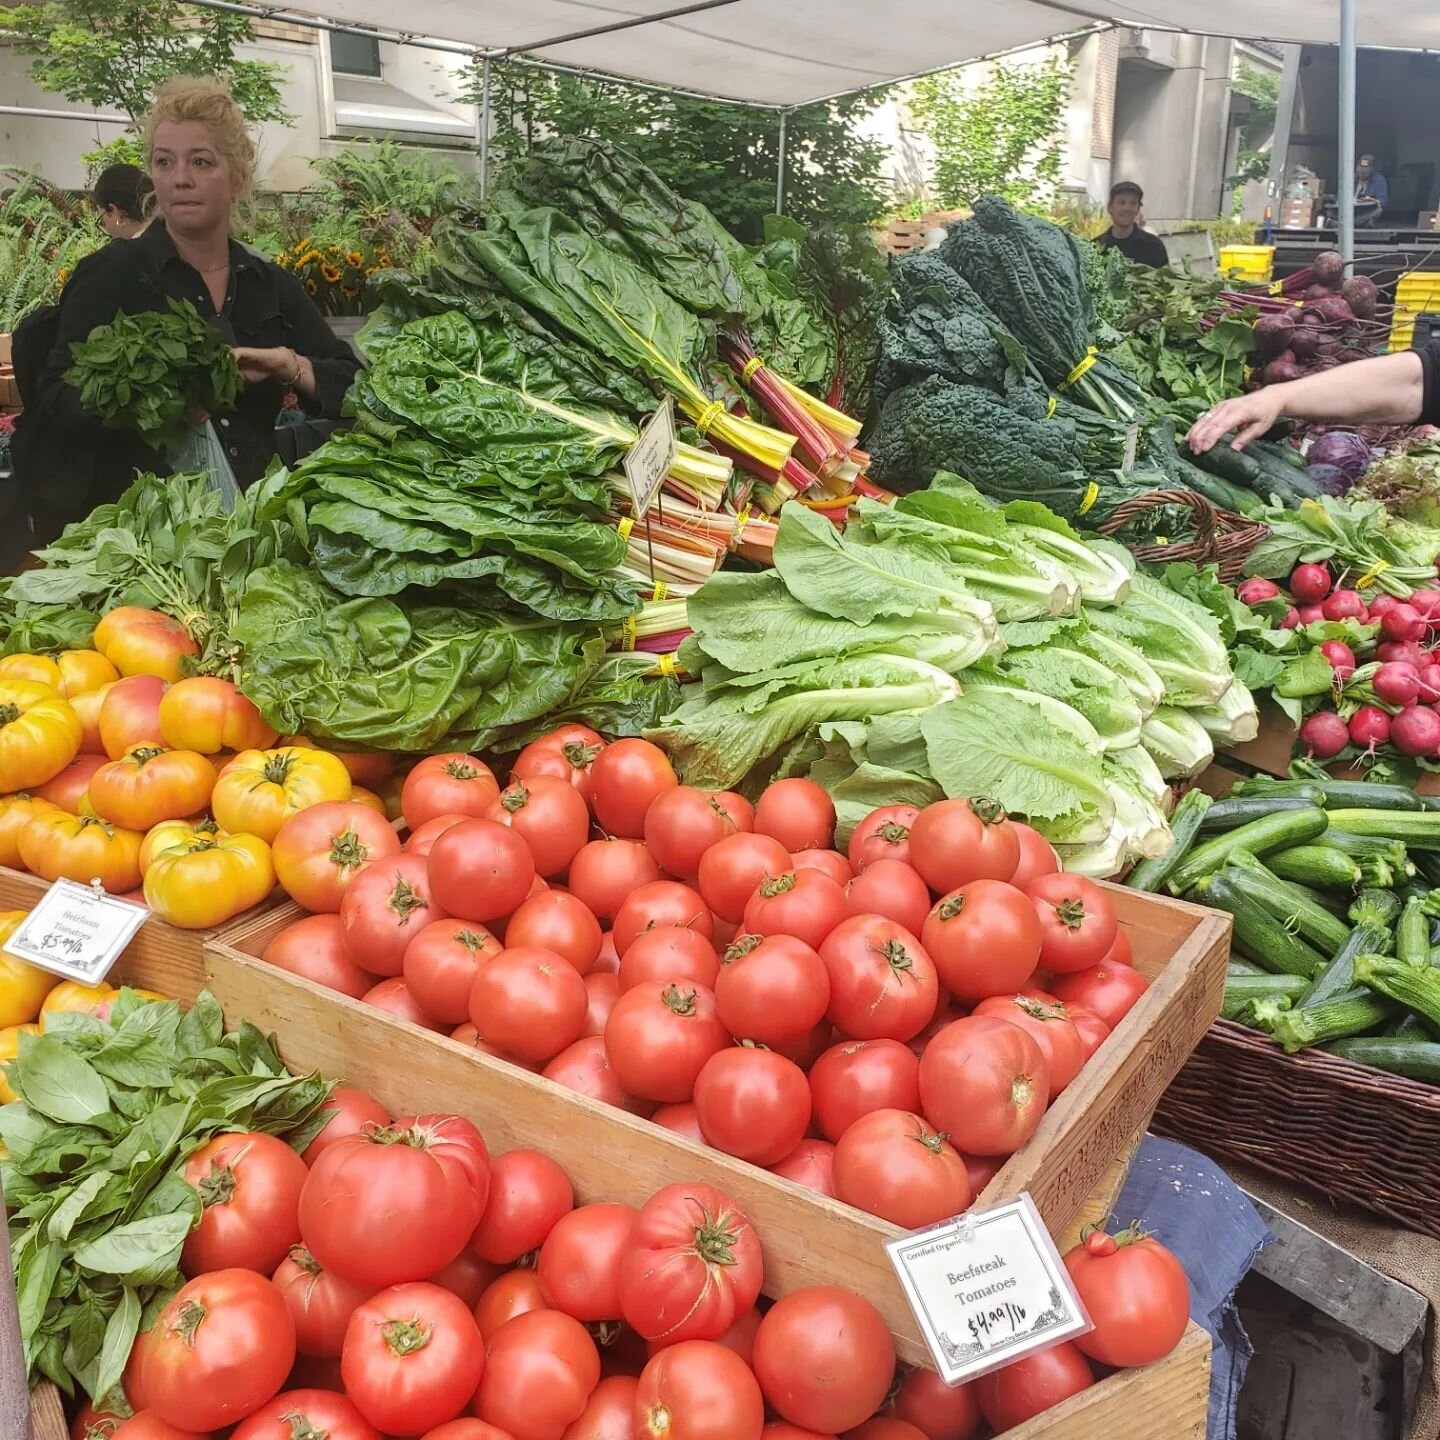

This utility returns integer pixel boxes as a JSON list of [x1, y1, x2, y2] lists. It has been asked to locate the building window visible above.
[[331, 31, 382, 78]]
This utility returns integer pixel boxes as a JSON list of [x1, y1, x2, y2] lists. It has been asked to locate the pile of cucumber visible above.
[[1128, 777, 1440, 1081]]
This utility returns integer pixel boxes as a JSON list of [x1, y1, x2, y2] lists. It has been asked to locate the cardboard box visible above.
[[1279, 198, 1317, 228], [1419, 211, 1440, 232], [0, 370, 20, 410], [0, 333, 12, 366]]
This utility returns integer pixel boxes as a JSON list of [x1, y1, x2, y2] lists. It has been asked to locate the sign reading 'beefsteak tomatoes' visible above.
[[886, 1192, 1092, 1386], [3, 877, 147, 983]]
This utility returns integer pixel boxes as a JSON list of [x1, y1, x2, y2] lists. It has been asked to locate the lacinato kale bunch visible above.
[[65, 297, 242, 453]]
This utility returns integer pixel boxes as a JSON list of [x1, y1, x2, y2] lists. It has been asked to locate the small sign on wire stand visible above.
[[624, 397, 676, 520], [2, 878, 147, 985], [886, 1193, 1091, 1386]]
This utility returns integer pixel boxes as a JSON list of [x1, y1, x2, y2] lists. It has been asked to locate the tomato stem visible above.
[[0, 704, 20, 726], [661, 985, 699, 1016], [262, 751, 296, 785], [561, 741, 600, 769], [878, 821, 910, 844], [758, 872, 796, 899], [328, 828, 372, 872], [457, 928, 490, 955], [937, 894, 966, 921], [380, 1316, 432, 1356], [501, 783, 530, 813], [170, 1298, 207, 1347], [281, 1412, 330, 1440], [129, 745, 167, 766], [1054, 897, 1089, 931], [289, 1245, 323, 1275], [444, 760, 480, 781], [196, 1159, 238, 1208], [387, 875, 427, 922], [968, 795, 1009, 827], [723, 934, 763, 963]]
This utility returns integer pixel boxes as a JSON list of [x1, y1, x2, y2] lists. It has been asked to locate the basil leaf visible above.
[[0, 1102, 48, 1162], [93, 1287, 141, 1405], [72, 1214, 192, 1280], [177, 993, 223, 1055], [15, 1238, 61, 1343], [16, 1034, 112, 1125], [47, 1174, 110, 1242]]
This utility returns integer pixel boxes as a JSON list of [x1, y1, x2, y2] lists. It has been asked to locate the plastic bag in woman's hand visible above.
[[169, 418, 240, 509]]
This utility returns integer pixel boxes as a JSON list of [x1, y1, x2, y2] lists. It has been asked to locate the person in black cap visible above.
[[1095, 181, 1169, 268]]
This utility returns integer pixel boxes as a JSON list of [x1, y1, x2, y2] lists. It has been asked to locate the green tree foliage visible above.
[[910, 55, 1071, 211], [469, 61, 889, 242], [3, 0, 290, 126], [1227, 63, 1281, 210]]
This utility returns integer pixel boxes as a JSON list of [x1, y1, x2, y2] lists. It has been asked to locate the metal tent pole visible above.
[[1338, 0, 1357, 261], [775, 109, 788, 215], [478, 55, 493, 201]]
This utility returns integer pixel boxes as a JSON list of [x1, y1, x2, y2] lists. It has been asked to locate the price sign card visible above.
[[3, 879, 148, 984], [624, 396, 676, 518], [886, 1193, 1091, 1385]]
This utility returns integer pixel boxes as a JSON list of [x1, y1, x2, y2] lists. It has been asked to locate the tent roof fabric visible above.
[[274, 0, 1440, 106]]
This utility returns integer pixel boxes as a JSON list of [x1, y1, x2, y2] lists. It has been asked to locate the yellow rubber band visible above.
[[695, 400, 726, 436], [1077, 481, 1101, 516], [740, 355, 766, 384], [1060, 346, 1099, 389], [621, 615, 637, 651], [657, 652, 678, 676], [618, 516, 635, 540], [733, 506, 751, 543], [1355, 560, 1390, 589], [651, 580, 669, 602], [1269, 280, 1285, 296], [1046, 395, 1057, 418], [1156, 535, 1170, 545]]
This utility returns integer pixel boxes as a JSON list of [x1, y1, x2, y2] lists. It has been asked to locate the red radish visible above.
[[1237, 577, 1281, 606], [1279, 607, 1301, 630], [1319, 641, 1356, 681], [1296, 604, 1325, 625], [1348, 706, 1392, 749], [1366, 594, 1399, 617], [1421, 664, 1440, 701], [1391, 705, 1440, 757], [1322, 589, 1366, 622], [1410, 589, 1440, 618], [1381, 604, 1426, 643], [1372, 663, 1421, 708], [1378, 640, 1429, 668], [1290, 564, 1332, 604], [1299, 711, 1349, 759]]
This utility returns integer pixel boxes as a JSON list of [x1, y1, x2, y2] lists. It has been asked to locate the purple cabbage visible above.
[[1304, 463, 1352, 496], [1307, 430, 1373, 481]]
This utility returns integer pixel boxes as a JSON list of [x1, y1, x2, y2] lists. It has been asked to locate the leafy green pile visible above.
[[2, 989, 330, 1404], [65, 299, 242, 453], [1353, 437, 1440, 529]]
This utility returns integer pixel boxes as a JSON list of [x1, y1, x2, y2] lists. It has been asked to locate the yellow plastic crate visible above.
[[1219, 244, 1276, 283], [1390, 272, 1440, 349]]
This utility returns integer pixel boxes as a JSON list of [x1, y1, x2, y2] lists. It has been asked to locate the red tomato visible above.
[[697, 832, 792, 924], [1026, 873, 1118, 975], [809, 1039, 921, 1143], [743, 870, 848, 951], [404, 919, 503, 1026], [562, 1375, 638, 1439], [975, 1344, 1093, 1431], [613, 881, 714, 957], [35, 752, 106, 813], [644, 786, 753, 879], [1008, 822, 1059, 891], [473, 1269, 547, 1341], [636, 1340, 764, 1440], [340, 853, 444, 978], [652, 1102, 707, 1144], [428, 820, 536, 924], [769, 1139, 836, 1197], [342, 1282, 484, 1435], [753, 1287, 894, 1433], [273, 1248, 379, 1358], [470, 1148, 574, 1265], [619, 926, 719, 993], [181, 1131, 308, 1276], [581, 970, 622, 1038], [787, 848, 850, 889], [537, 1202, 637, 1322], [848, 805, 920, 872], [110, 1415, 208, 1440], [771, 1018, 833, 1071], [818, 915, 939, 1042], [506, 891, 602, 975], [844, 859, 930, 935], [845, 1425, 927, 1440], [692, 1047, 810, 1167], [591, 739, 677, 838], [475, 1309, 601, 1440], [918, 1017, 1049, 1157], [299, 1115, 488, 1287], [273, 803, 401, 913], [889, 1366, 980, 1440], [962, 1152, 1004, 1197], [543, 1035, 654, 1118], [831, 1108, 971, 1229], [761, 1428, 832, 1440], [1064, 1226, 1190, 1367], [568, 839, 663, 926], [1051, 961, 1149, 1029], [512, 725, 605, 807], [69, 1401, 125, 1440], [263, 914, 376, 1000], [469, 945, 588, 1063], [233, 1390, 379, 1440], [362, 978, 445, 1032], [971, 994, 1085, 1100], [1067, 1002, 1111, 1059], [404, 814, 471, 857], [714, 932, 829, 1046], [921, 881, 1041, 1004], [486, 776, 590, 878], [1104, 926, 1134, 966], [142, 1269, 295, 1431], [99, 674, 167, 760], [426, 1251, 500, 1309], [402, 754, 500, 830], [908, 798, 1020, 893], [754, 779, 835, 853], [604, 981, 730, 1102]]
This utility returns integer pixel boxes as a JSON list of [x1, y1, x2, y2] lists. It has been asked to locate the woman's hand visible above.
[[1185, 390, 1284, 454], [231, 345, 314, 397]]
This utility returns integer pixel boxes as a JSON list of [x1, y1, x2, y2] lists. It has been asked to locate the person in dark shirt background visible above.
[[1095, 181, 1170, 269], [92, 163, 154, 240]]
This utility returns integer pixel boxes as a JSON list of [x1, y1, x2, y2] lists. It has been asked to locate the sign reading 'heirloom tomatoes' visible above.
[[3, 878, 147, 984]]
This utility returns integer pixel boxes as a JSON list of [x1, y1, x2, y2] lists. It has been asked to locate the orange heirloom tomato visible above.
[[272, 801, 400, 913], [140, 816, 227, 875], [40, 980, 118, 1025], [159, 677, 278, 755], [88, 746, 217, 832], [284, 736, 394, 788], [19, 812, 144, 893], [93, 606, 199, 683], [0, 654, 62, 690], [212, 747, 352, 844], [99, 675, 167, 760], [35, 753, 107, 815], [0, 1023, 40, 1103], [348, 785, 387, 816], [0, 909, 58, 1028], [0, 793, 61, 867], [144, 832, 275, 929], [0, 681, 82, 792], [57, 650, 120, 698], [70, 684, 111, 755]]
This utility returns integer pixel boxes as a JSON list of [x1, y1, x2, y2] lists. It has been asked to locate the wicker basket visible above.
[[1153, 1017, 1440, 1237], [1098, 488, 1269, 583]]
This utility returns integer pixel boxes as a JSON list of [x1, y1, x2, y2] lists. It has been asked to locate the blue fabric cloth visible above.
[[1114, 1136, 1273, 1440]]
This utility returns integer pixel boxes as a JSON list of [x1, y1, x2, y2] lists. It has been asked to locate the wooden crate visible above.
[[27, 1382, 66, 1440], [103, 884, 1227, 1368]]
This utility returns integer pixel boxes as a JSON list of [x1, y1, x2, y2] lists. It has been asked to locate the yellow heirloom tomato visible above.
[[88, 745, 217, 832], [56, 649, 120, 698], [18, 812, 144, 893], [143, 833, 275, 929], [211, 746, 352, 844], [0, 654, 62, 690], [0, 910, 57, 1027], [0, 680, 82, 792], [158, 676, 278, 755], [41, 980, 118, 1025], [139, 816, 227, 875], [0, 793, 62, 868]]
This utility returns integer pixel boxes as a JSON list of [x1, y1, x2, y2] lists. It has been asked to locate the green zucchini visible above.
[[1410, 851, 1440, 887], [1384, 1013, 1431, 1040], [1325, 1037, 1440, 1080], [1271, 991, 1398, 1052], [1228, 957, 1266, 976], [1223, 973, 1308, 1020], [1188, 871, 1327, 978], [1297, 890, 1399, 1009], [1126, 788, 1212, 893], [1168, 807, 1329, 895], [1400, 897, 1434, 967], [1223, 852, 1351, 953], [1323, 810, 1440, 852], [1352, 954, 1440, 1037], [1266, 846, 1363, 891], [1198, 793, 1325, 834], [1234, 778, 1422, 812]]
